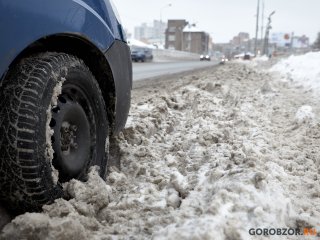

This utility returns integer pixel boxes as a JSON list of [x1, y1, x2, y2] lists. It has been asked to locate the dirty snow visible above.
[[2, 55, 320, 239], [46, 77, 66, 185]]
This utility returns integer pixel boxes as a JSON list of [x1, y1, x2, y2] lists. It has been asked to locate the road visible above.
[[132, 61, 217, 81]]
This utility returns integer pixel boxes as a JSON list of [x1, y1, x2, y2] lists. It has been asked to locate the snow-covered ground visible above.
[[1, 53, 320, 239]]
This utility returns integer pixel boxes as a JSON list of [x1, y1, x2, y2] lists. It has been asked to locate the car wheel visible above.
[[0, 52, 108, 213]]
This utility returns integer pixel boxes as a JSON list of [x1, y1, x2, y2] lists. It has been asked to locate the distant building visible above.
[[165, 20, 211, 54], [134, 20, 167, 46], [165, 20, 188, 50], [134, 23, 152, 40], [229, 32, 252, 53], [214, 32, 256, 59], [231, 32, 250, 45], [212, 31, 310, 58], [182, 25, 210, 54], [213, 43, 234, 59]]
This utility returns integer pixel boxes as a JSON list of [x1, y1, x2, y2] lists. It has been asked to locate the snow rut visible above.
[[2, 61, 319, 240]]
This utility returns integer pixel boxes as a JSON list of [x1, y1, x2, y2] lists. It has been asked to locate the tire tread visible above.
[[0, 52, 91, 212]]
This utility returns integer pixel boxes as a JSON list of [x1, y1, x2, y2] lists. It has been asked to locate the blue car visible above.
[[0, 0, 132, 213], [131, 47, 153, 62]]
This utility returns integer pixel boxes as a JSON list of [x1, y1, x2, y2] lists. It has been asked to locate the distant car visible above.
[[243, 54, 251, 60], [0, 0, 132, 213], [234, 52, 254, 60], [219, 57, 229, 64], [200, 54, 211, 61], [131, 47, 153, 62]]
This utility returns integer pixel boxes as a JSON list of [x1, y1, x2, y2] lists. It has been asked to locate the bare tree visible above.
[[313, 32, 320, 49]]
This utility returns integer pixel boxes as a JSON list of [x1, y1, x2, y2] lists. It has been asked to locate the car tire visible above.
[[0, 52, 108, 213]]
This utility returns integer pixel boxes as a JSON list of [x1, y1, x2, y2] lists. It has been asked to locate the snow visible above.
[[46, 76, 66, 185], [127, 38, 156, 49], [183, 25, 204, 33], [1, 54, 320, 239], [254, 55, 269, 62], [270, 52, 320, 95], [294, 105, 315, 125]]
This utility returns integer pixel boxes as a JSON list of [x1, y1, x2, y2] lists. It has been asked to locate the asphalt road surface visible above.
[[132, 61, 217, 81]]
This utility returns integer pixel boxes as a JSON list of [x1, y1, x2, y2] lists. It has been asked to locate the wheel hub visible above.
[[51, 94, 91, 181], [60, 122, 78, 152]]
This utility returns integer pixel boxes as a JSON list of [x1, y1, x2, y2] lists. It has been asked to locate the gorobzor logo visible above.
[[249, 228, 318, 236]]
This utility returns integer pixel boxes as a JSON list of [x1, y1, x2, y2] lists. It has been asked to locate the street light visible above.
[[160, 3, 172, 47], [160, 3, 172, 23], [263, 11, 275, 56]]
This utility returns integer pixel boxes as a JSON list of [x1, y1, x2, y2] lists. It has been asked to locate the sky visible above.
[[114, 0, 320, 43]]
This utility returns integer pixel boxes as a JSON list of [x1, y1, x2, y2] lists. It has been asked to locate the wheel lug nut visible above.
[[61, 145, 69, 151], [61, 126, 69, 132], [71, 143, 78, 149], [71, 125, 77, 132]]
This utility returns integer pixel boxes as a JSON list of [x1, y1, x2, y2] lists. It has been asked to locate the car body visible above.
[[0, 0, 132, 134], [234, 52, 254, 60], [243, 53, 251, 60], [200, 54, 211, 61], [0, 0, 132, 212], [131, 47, 153, 62]]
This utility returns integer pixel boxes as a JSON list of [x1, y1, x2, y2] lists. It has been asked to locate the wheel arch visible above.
[[6, 34, 117, 133]]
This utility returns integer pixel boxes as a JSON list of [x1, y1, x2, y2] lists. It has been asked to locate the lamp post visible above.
[[263, 11, 275, 56], [160, 3, 172, 47], [160, 3, 172, 23]]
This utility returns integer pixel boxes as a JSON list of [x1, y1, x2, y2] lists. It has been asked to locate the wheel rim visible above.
[[51, 85, 93, 181]]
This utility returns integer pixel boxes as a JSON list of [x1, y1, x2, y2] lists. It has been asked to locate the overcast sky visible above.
[[114, 0, 320, 43]]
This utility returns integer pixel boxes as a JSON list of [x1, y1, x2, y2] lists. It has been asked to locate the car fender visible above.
[[0, 0, 121, 78]]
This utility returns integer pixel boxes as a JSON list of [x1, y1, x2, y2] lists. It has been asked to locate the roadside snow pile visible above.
[[271, 52, 320, 94], [2, 62, 320, 239], [255, 55, 269, 61]]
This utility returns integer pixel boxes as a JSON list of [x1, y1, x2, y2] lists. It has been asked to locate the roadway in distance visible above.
[[132, 61, 217, 81]]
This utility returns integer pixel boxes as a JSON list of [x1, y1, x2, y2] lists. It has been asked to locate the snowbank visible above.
[[271, 52, 320, 94], [127, 38, 156, 49]]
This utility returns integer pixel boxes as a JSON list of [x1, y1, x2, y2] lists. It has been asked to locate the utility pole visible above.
[[180, 26, 184, 51], [260, 0, 264, 46], [254, 0, 260, 56]]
